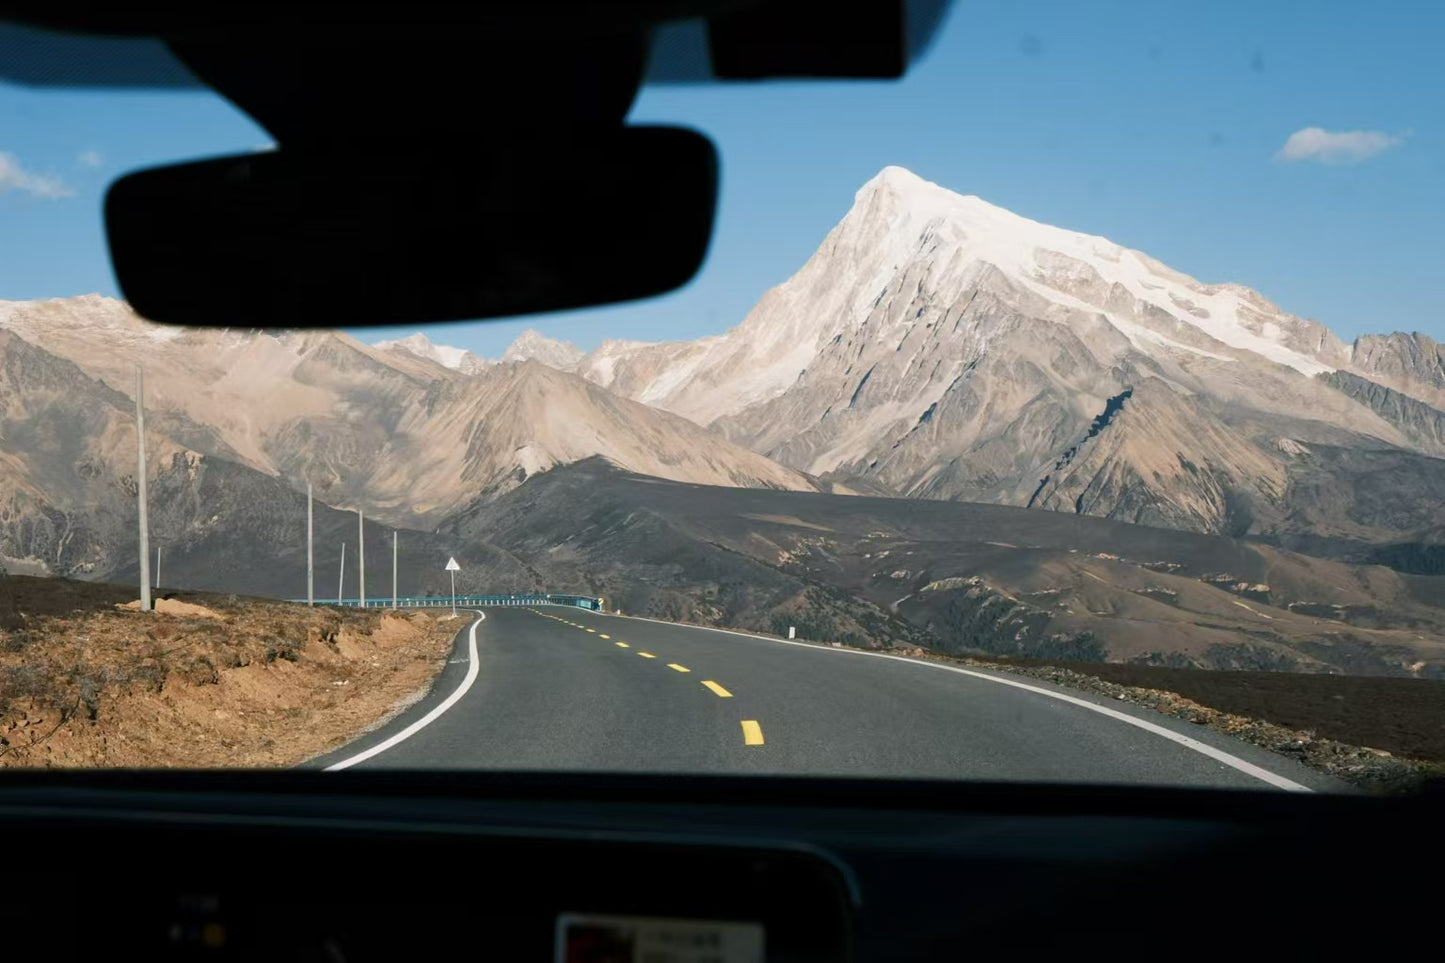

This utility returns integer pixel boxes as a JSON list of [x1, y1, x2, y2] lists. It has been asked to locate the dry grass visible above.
[[0, 576, 461, 768]]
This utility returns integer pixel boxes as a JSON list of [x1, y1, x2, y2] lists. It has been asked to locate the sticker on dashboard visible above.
[[555, 913, 764, 963]]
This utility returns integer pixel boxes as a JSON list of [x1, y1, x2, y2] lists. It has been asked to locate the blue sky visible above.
[[1, 1, 1440, 357]]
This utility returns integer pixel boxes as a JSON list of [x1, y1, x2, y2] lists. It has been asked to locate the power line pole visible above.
[[135, 363, 151, 613], [392, 530, 398, 610], [358, 509, 366, 609], [338, 541, 345, 604], [306, 481, 314, 606]]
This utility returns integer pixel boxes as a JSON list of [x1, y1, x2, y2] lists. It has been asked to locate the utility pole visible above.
[[155, 545, 162, 592], [306, 481, 314, 606], [358, 509, 366, 609], [338, 541, 346, 604], [135, 363, 151, 612], [392, 530, 398, 610]]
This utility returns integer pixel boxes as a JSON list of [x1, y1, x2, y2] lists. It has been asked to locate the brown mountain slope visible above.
[[445, 460, 1445, 678], [0, 296, 821, 529]]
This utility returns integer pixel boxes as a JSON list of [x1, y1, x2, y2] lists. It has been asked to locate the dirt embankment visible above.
[[0, 576, 462, 767]]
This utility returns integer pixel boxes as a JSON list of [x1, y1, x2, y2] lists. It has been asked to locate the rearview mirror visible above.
[[105, 126, 717, 328]]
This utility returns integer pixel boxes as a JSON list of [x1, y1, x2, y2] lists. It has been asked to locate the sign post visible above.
[[446, 556, 461, 617]]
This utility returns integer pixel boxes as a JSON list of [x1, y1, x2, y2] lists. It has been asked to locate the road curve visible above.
[[310, 606, 1342, 790]]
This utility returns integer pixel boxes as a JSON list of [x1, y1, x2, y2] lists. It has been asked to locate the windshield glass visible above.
[[1, 2, 1442, 793]]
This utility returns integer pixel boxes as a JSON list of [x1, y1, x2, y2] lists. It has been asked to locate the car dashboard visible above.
[[1, 771, 1437, 961]]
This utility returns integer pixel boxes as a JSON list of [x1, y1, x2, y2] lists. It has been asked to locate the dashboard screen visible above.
[[557, 913, 765, 963]]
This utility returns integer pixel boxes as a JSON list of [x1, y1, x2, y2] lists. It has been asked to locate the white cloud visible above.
[[0, 151, 74, 198], [76, 149, 104, 168], [1276, 127, 1405, 164]]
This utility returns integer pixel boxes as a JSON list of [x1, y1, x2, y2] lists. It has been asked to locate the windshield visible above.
[[1, 2, 1442, 794]]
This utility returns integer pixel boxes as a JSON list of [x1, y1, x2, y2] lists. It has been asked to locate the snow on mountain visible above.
[[561, 166, 1444, 537], [374, 332, 490, 374], [573, 337, 717, 406], [846, 167, 1345, 376], [575, 167, 1351, 427], [5, 166, 1442, 544]]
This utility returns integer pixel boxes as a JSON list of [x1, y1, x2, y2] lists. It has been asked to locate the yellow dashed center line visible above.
[[538, 619, 748, 733]]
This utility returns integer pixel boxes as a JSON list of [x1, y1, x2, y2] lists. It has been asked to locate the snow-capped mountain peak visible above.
[[546, 165, 1444, 538], [850, 166, 1342, 376], [374, 332, 489, 374]]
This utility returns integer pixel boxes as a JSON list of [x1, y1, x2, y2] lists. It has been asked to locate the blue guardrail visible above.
[[288, 594, 603, 610]]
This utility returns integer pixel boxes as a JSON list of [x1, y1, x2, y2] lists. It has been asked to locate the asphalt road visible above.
[[311, 606, 1343, 790]]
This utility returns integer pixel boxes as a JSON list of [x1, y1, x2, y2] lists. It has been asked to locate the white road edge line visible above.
[[323, 611, 485, 771], [599, 612, 1312, 793]]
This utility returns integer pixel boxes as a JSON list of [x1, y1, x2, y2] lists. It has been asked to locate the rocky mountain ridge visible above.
[[0, 298, 821, 534], [377, 167, 1445, 543], [4, 166, 1443, 613]]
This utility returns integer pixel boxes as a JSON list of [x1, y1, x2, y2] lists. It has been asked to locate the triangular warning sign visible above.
[[445, 557, 461, 571]]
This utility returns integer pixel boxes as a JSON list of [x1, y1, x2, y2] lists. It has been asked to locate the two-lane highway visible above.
[[312, 606, 1341, 790]]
